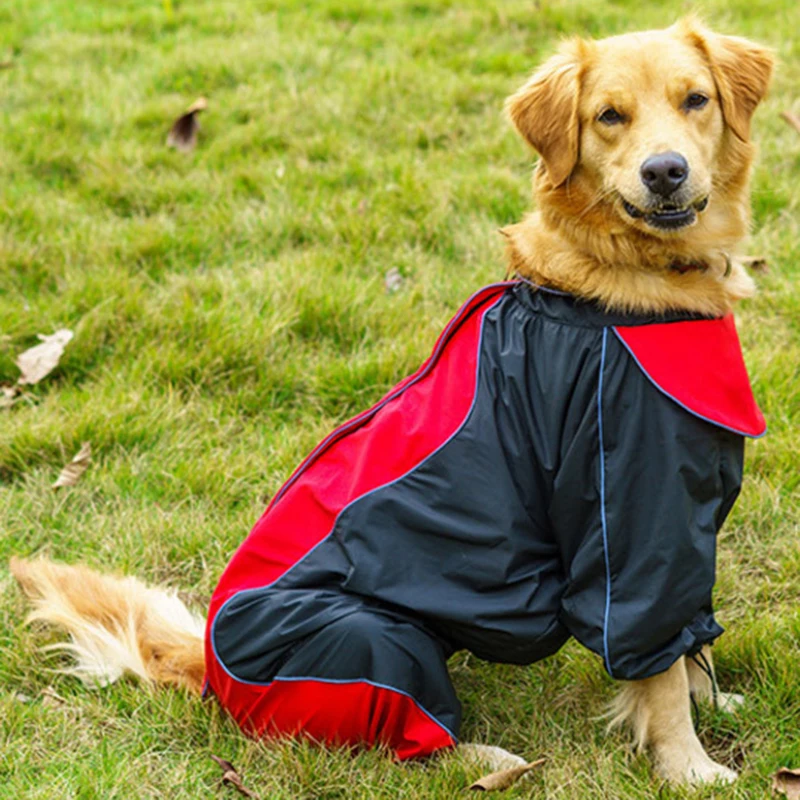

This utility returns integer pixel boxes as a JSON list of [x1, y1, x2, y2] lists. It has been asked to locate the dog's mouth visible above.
[[622, 196, 709, 231]]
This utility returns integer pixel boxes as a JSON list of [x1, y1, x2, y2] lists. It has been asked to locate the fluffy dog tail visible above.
[[10, 557, 206, 693]]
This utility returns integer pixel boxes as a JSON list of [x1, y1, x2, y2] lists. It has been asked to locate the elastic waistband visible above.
[[510, 280, 713, 328]]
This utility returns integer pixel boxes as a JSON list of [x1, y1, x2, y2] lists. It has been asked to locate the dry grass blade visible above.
[[469, 758, 546, 792], [41, 686, 68, 708], [780, 111, 800, 136], [167, 97, 208, 152], [52, 442, 92, 489], [16, 329, 73, 385], [210, 754, 258, 798], [773, 768, 800, 799]]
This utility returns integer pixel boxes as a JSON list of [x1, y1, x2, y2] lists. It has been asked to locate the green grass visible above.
[[1, 0, 798, 797]]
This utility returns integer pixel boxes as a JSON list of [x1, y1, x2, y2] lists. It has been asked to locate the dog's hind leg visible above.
[[609, 656, 737, 785], [686, 645, 745, 714]]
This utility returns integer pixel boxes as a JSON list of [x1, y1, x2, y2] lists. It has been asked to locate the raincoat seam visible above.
[[598, 327, 614, 678]]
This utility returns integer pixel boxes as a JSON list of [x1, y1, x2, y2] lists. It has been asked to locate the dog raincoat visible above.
[[204, 282, 765, 759]]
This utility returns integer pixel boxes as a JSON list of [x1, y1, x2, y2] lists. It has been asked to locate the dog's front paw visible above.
[[655, 743, 738, 785], [685, 759, 738, 786]]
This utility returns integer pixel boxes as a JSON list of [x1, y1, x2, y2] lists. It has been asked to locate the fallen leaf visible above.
[[52, 442, 92, 489], [773, 767, 800, 799], [781, 111, 800, 136], [13, 692, 33, 703], [16, 329, 73, 385], [384, 267, 404, 294], [738, 255, 769, 274], [210, 754, 258, 798], [167, 97, 208, 152], [470, 758, 546, 792]]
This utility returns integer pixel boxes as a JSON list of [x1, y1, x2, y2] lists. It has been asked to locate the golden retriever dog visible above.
[[504, 17, 772, 318], [10, 17, 773, 788]]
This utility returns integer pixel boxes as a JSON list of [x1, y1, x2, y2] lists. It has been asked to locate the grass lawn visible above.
[[1, 0, 798, 796]]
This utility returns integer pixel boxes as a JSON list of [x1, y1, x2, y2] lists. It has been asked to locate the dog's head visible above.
[[506, 19, 773, 244]]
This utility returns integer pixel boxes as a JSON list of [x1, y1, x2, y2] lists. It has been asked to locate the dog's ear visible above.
[[681, 19, 774, 142], [505, 40, 587, 187]]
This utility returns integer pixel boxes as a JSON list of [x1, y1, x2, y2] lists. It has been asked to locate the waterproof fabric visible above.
[[205, 281, 764, 758]]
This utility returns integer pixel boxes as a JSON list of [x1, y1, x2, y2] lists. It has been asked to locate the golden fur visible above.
[[503, 17, 773, 316], [9, 18, 774, 787], [10, 557, 205, 693]]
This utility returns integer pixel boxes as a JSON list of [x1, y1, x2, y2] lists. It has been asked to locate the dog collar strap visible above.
[[613, 315, 766, 437], [668, 253, 732, 277], [669, 260, 707, 274]]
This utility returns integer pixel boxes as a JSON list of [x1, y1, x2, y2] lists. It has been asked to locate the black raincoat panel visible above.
[[213, 284, 749, 686]]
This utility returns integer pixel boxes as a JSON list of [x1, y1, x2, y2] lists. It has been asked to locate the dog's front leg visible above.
[[612, 656, 737, 784]]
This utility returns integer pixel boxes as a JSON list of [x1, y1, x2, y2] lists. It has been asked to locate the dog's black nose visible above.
[[640, 152, 689, 197]]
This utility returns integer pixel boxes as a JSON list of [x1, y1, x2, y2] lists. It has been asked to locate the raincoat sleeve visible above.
[[550, 329, 744, 680]]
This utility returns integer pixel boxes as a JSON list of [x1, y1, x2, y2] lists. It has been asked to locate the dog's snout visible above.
[[640, 152, 689, 197]]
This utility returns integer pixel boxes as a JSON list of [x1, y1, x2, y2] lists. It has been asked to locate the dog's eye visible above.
[[597, 107, 624, 125], [684, 93, 709, 111]]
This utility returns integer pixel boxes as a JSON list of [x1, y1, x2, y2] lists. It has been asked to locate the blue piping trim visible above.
[[271, 675, 459, 743], [209, 293, 504, 696], [611, 328, 767, 439], [598, 328, 614, 678]]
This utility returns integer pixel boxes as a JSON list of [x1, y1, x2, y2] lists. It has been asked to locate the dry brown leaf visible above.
[[781, 111, 800, 136], [773, 767, 800, 799], [167, 97, 208, 152], [16, 329, 73, 385], [738, 255, 769, 274], [210, 754, 258, 798], [52, 442, 92, 489], [470, 758, 546, 792]]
